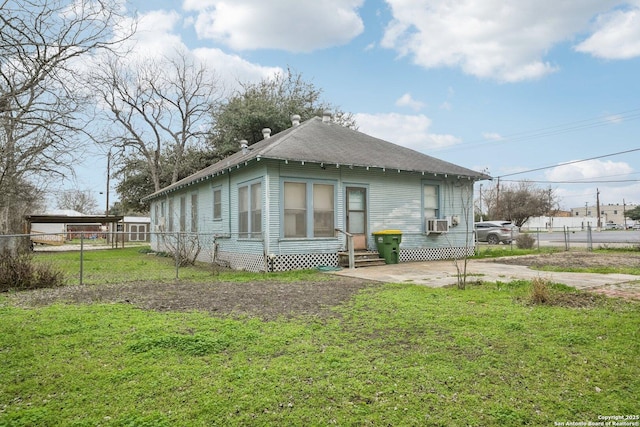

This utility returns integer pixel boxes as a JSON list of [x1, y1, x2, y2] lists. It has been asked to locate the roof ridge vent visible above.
[[322, 110, 331, 123], [262, 128, 271, 139], [291, 114, 301, 127]]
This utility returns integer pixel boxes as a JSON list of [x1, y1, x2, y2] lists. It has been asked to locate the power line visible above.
[[496, 147, 640, 179], [500, 179, 640, 184], [433, 107, 640, 154]]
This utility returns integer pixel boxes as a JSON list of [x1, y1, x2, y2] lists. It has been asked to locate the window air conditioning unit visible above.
[[426, 218, 449, 234]]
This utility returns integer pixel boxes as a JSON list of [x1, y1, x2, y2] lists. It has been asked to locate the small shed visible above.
[[122, 216, 151, 242]]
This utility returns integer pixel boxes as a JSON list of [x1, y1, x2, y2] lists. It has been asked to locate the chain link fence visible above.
[[0, 232, 225, 287], [2, 227, 639, 288]]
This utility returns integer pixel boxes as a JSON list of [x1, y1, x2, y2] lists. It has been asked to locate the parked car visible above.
[[474, 221, 519, 244]]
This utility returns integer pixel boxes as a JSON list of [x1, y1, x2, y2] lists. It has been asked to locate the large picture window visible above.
[[283, 180, 335, 238], [239, 181, 262, 238]]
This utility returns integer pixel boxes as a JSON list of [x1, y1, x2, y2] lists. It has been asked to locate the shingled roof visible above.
[[144, 116, 489, 200]]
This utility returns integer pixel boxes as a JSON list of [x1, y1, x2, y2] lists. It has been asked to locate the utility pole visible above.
[[495, 178, 500, 219], [623, 199, 627, 229], [106, 150, 111, 216], [596, 188, 601, 230]]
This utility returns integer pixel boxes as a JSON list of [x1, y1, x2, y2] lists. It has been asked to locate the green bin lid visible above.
[[372, 229, 402, 235]]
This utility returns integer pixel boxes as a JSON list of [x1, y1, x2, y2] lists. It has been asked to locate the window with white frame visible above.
[[213, 188, 222, 220], [191, 193, 198, 232], [160, 201, 166, 230], [179, 196, 186, 232], [168, 199, 174, 232], [423, 184, 440, 219], [313, 184, 334, 237], [284, 182, 306, 237], [238, 181, 262, 238], [283, 180, 335, 238]]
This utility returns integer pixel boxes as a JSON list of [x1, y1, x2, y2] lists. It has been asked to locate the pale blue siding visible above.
[[150, 159, 476, 271]]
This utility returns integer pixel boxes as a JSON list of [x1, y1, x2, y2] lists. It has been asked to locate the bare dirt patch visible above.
[[3, 276, 381, 320], [490, 251, 640, 270], [4, 252, 639, 317]]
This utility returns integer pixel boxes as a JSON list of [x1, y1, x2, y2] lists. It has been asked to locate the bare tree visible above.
[[482, 181, 558, 227], [88, 49, 221, 193], [0, 0, 132, 237], [56, 189, 99, 214]]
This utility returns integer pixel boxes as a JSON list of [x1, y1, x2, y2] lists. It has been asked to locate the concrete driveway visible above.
[[331, 258, 640, 299]]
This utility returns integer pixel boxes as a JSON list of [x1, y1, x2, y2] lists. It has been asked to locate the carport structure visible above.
[[24, 214, 124, 247]]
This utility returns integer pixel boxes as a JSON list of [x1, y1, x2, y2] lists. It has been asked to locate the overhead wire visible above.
[[495, 148, 640, 179], [433, 107, 640, 154]]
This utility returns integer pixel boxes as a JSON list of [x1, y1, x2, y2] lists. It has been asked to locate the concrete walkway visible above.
[[331, 258, 640, 298]]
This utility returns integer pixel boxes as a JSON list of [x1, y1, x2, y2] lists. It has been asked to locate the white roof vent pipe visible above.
[[291, 114, 301, 127], [262, 128, 271, 139], [240, 139, 249, 154], [322, 110, 332, 123]]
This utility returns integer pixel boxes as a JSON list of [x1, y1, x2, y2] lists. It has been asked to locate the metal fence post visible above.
[[80, 233, 84, 286], [175, 232, 180, 280]]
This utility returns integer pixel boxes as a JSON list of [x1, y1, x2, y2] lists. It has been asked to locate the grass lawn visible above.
[[1, 250, 638, 425]]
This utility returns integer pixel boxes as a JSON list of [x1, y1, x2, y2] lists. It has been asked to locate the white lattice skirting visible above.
[[399, 246, 475, 262], [217, 247, 473, 272]]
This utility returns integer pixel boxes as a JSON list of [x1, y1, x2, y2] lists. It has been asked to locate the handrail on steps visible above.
[[334, 228, 354, 269]]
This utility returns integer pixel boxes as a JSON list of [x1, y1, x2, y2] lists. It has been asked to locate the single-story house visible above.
[[143, 113, 490, 272]]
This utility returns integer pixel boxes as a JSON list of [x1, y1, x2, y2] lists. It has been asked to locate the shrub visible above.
[[529, 277, 551, 305], [516, 233, 536, 249], [0, 249, 65, 292]]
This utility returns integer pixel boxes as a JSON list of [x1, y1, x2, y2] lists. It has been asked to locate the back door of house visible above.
[[346, 187, 367, 250]]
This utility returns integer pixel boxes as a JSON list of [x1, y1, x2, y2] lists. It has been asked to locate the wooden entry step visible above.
[[338, 250, 387, 268]]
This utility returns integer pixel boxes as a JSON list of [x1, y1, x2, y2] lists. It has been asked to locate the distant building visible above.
[[569, 203, 637, 227]]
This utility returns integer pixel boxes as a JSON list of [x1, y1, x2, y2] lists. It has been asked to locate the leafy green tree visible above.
[[210, 68, 356, 155], [625, 205, 640, 221]]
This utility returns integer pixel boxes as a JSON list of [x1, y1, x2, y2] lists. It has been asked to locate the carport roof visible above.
[[25, 215, 123, 224]]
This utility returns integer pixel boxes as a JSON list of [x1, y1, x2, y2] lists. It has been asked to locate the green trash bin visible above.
[[372, 229, 402, 264]]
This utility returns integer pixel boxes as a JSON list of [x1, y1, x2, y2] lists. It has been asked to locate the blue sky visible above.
[[73, 0, 640, 212]]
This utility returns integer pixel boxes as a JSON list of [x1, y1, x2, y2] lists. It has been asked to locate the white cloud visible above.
[[545, 159, 634, 181], [380, 0, 624, 82], [106, 10, 281, 90], [482, 132, 504, 141], [395, 93, 425, 111], [604, 114, 624, 124], [188, 0, 364, 52], [192, 47, 282, 88], [574, 5, 640, 59], [354, 112, 461, 152]]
